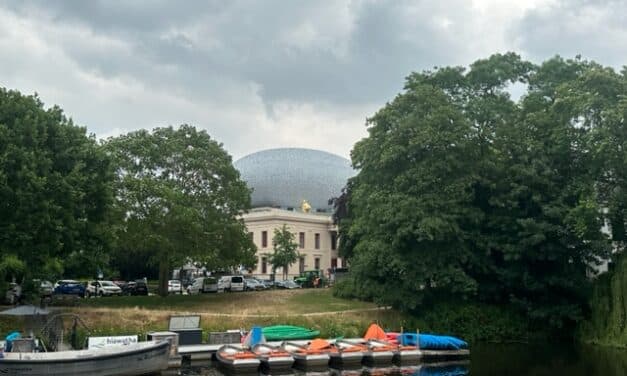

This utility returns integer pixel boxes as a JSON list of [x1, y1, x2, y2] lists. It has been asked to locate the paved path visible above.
[[79, 305, 392, 318]]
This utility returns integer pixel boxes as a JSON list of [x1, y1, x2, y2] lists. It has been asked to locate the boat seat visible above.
[[10, 338, 37, 353]]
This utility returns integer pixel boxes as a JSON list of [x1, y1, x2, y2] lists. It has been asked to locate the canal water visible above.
[[176, 343, 627, 376]]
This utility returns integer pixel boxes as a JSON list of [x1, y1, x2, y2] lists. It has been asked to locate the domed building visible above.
[[235, 148, 354, 279]]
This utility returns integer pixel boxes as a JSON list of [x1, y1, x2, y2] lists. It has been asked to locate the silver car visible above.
[[244, 278, 266, 291]]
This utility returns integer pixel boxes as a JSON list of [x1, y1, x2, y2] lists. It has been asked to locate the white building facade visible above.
[[234, 148, 354, 279], [243, 207, 345, 278]]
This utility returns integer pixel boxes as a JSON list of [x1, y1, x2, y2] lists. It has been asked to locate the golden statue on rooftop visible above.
[[301, 200, 311, 213]]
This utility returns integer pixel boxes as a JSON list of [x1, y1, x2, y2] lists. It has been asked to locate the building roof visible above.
[[235, 148, 354, 211], [242, 207, 334, 225]]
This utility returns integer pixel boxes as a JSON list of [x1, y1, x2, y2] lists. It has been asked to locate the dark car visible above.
[[54, 280, 86, 297], [125, 280, 149, 296]]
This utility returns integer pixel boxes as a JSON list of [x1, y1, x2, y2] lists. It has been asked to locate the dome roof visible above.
[[235, 148, 354, 212]]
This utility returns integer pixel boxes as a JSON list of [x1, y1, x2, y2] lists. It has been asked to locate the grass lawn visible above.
[[77, 288, 376, 314], [1, 289, 410, 340]]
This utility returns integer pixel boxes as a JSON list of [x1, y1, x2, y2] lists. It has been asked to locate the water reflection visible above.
[[171, 343, 627, 376], [469, 343, 627, 376], [174, 361, 468, 376]]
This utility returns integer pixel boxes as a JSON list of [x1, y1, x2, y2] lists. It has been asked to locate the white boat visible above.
[[329, 340, 368, 368], [215, 344, 260, 373], [281, 341, 330, 371], [362, 339, 397, 366], [251, 343, 294, 373], [0, 340, 170, 376]]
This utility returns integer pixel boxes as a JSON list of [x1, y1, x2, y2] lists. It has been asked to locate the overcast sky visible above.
[[1, 0, 626, 160]]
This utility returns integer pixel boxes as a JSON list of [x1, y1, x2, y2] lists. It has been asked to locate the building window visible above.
[[299, 257, 305, 274], [314, 233, 320, 249], [314, 257, 320, 270], [299, 232, 305, 249], [331, 231, 337, 250], [261, 257, 267, 274], [331, 258, 337, 268], [262, 231, 268, 248]]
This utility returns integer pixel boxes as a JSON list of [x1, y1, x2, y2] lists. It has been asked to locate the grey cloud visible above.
[[6, 0, 482, 107], [2, 0, 626, 159], [511, 0, 627, 67]]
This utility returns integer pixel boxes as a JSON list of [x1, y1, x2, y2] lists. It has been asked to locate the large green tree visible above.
[[269, 224, 299, 280], [0, 88, 114, 283], [337, 53, 623, 328], [104, 125, 256, 296]]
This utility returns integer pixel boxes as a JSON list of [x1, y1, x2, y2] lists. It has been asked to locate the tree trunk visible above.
[[158, 257, 169, 297]]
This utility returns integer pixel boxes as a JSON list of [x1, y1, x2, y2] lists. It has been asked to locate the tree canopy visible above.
[[335, 53, 625, 328], [0, 88, 114, 284], [104, 125, 256, 295], [270, 224, 300, 280]]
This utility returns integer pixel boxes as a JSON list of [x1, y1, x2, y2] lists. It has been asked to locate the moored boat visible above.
[[362, 339, 398, 366], [329, 339, 369, 368], [251, 343, 294, 373], [393, 344, 422, 365], [281, 340, 331, 371], [215, 344, 261, 374], [0, 340, 170, 376]]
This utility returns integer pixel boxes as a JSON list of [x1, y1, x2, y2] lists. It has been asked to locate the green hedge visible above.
[[334, 278, 548, 343]]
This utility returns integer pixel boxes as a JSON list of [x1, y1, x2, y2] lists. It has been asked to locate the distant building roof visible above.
[[235, 148, 354, 211]]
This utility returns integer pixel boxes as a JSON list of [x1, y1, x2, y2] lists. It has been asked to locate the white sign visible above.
[[88, 335, 138, 349]]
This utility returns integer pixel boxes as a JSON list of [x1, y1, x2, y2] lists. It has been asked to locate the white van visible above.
[[218, 275, 245, 292], [229, 276, 245, 292], [187, 277, 219, 294]]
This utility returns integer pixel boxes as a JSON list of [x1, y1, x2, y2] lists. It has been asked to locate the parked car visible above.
[[112, 279, 127, 290], [4, 282, 22, 304], [275, 280, 301, 289], [259, 279, 275, 289], [187, 277, 218, 294], [244, 278, 266, 291], [229, 276, 245, 292], [168, 280, 183, 294], [124, 280, 149, 296], [217, 276, 230, 292], [217, 275, 245, 292], [86, 280, 123, 297], [38, 280, 54, 299], [54, 280, 86, 297]]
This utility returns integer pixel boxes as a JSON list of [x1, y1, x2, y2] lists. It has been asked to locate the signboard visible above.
[[168, 315, 201, 330], [88, 335, 138, 349]]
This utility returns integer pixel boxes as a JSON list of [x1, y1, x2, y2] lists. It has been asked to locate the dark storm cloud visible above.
[[1, 0, 625, 158], [4, 0, 479, 106]]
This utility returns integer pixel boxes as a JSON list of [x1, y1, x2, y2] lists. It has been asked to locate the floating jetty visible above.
[[146, 320, 469, 372], [172, 337, 469, 370]]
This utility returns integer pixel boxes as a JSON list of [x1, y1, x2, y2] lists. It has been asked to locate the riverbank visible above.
[[577, 252, 627, 348], [0, 289, 402, 340], [0, 289, 547, 344]]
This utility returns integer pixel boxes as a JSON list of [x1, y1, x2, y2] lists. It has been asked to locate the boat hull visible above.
[[393, 348, 422, 365], [292, 353, 330, 371], [259, 356, 295, 374], [216, 350, 260, 374], [329, 351, 364, 369], [363, 350, 395, 367], [0, 341, 170, 376]]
